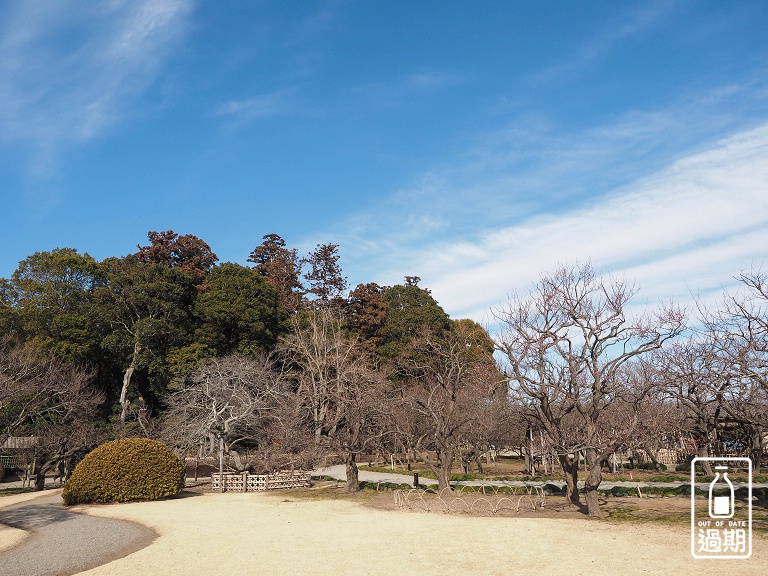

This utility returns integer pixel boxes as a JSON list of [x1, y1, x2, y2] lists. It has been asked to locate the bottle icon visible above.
[[709, 465, 735, 519]]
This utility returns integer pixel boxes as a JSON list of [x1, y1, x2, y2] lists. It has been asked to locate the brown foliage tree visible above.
[[248, 234, 304, 313], [303, 243, 348, 309], [136, 230, 218, 286], [347, 282, 389, 354]]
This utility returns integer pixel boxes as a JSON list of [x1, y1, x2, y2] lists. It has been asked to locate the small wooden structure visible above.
[[211, 470, 310, 492]]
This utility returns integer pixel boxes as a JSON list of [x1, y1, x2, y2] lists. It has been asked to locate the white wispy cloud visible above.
[[0, 0, 192, 170], [320, 80, 768, 327], [532, 0, 680, 85], [402, 71, 459, 91], [402, 124, 768, 322], [217, 86, 300, 122], [350, 69, 461, 109], [332, 80, 767, 257]]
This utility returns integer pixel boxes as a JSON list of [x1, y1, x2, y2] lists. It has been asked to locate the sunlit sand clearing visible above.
[[63, 492, 766, 576]]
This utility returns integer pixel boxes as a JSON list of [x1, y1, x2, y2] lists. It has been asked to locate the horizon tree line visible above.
[[0, 230, 766, 518]]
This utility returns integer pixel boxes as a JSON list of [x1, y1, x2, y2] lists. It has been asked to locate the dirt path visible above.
[[0, 490, 156, 576]]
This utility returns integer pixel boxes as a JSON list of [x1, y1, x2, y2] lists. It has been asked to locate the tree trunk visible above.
[[33, 456, 48, 491], [474, 451, 484, 474], [558, 453, 580, 505], [646, 449, 663, 472], [583, 448, 604, 517], [226, 447, 244, 472], [345, 454, 360, 493], [120, 340, 141, 423], [751, 430, 763, 474], [697, 443, 713, 475], [437, 447, 453, 491]]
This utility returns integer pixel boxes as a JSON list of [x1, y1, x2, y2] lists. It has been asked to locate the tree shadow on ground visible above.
[[171, 490, 205, 499], [0, 501, 74, 530]]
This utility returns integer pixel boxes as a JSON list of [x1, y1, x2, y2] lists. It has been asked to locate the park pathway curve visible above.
[[0, 490, 157, 576]]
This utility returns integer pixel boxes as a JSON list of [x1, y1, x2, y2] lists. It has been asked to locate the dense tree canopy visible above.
[[378, 282, 452, 360], [95, 255, 197, 423], [194, 263, 287, 357], [3, 248, 103, 364], [303, 242, 348, 308], [248, 234, 304, 314], [1, 229, 765, 510], [136, 230, 218, 286]]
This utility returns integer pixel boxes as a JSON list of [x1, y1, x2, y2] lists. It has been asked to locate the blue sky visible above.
[[2, 1, 768, 322]]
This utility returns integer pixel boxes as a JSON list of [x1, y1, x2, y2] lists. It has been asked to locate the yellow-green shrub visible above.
[[62, 438, 185, 506]]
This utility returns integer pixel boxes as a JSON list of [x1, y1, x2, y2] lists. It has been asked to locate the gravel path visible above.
[[0, 491, 157, 576], [315, 464, 768, 489]]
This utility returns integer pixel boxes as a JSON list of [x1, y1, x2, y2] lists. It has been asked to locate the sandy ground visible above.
[[76, 492, 767, 576], [2, 488, 766, 575], [0, 518, 27, 552]]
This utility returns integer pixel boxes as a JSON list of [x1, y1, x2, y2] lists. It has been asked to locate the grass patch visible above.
[[310, 474, 344, 483], [0, 486, 35, 497], [607, 505, 640, 520], [359, 480, 414, 491]]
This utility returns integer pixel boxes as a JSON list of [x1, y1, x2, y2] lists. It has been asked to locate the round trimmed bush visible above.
[[62, 438, 185, 506]]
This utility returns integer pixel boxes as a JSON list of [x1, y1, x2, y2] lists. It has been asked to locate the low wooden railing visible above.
[[211, 470, 311, 492]]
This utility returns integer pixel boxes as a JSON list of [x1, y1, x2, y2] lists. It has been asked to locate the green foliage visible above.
[[750, 487, 768, 501], [62, 438, 185, 505], [5, 248, 104, 364], [194, 263, 287, 356], [166, 342, 215, 380], [604, 485, 640, 497], [622, 462, 667, 471], [598, 484, 694, 497], [378, 283, 452, 360], [95, 256, 198, 405], [359, 481, 414, 491]]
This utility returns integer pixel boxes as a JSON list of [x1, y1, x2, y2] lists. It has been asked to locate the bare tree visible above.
[[161, 355, 283, 472], [394, 325, 504, 491], [656, 338, 727, 475], [279, 309, 388, 492], [0, 338, 103, 489], [627, 361, 688, 472], [495, 262, 684, 516], [697, 269, 768, 470]]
